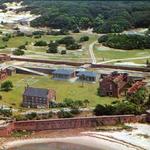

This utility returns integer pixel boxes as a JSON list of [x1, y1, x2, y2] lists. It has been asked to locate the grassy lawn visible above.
[[94, 44, 150, 63], [0, 74, 118, 109], [0, 33, 99, 62]]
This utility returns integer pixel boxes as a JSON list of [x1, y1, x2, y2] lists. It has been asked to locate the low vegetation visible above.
[[13, 48, 25, 56], [1, 80, 13, 92]]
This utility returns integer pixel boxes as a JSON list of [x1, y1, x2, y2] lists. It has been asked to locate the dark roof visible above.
[[24, 87, 49, 98], [77, 71, 97, 77], [52, 69, 74, 75]]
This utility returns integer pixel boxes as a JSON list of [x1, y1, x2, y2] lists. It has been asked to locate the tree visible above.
[[66, 43, 81, 50], [57, 36, 75, 46], [126, 87, 147, 105], [18, 45, 26, 50], [94, 104, 107, 116], [58, 109, 73, 118], [34, 40, 47, 46], [83, 99, 90, 107], [79, 36, 89, 42], [13, 49, 24, 56], [1, 80, 13, 91], [47, 41, 58, 53]]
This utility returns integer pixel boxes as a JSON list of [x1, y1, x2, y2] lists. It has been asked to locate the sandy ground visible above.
[[1, 125, 149, 150]]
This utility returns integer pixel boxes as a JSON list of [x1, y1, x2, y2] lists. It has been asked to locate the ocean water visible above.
[[9, 142, 101, 150]]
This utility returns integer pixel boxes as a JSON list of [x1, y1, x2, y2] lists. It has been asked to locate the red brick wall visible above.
[[14, 115, 147, 131], [0, 115, 148, 137], [0, 122, 14, 137]]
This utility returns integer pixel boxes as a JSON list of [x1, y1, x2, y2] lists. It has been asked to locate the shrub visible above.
[[25, 112, 37, 120], [66, 43, 81, 50], [60, 50, 67, 55], [18, 45, 26, 50], [79, 36, 89, 42], [47, 41, 58, 53], [1, 80, 13, 91], [32, 31, 45, 36], [13, 49, 24, 56], [70, 108, 80, 115], [58, 109, 74, 118], [57, 36, 75, 45], [34, 40, 47, 46]]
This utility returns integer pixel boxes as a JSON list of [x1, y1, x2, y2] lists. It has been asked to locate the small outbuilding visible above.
[[77, 71, 97, 82], [6, 66, 16, 76], [52, 69, 75, 80]]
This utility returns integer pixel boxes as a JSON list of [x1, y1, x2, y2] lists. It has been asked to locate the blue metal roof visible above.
[[52, 69, 74, 75], [77, 71, 97, 77]]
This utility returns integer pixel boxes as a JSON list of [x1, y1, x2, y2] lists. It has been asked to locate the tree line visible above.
[[98, 34, 150, 50]]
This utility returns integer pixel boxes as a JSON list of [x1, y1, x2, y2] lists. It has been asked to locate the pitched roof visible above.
[[77, 71, 97, 77], [127, 81, 146, 94], [52, 69, 74, 75], [24, 87, 49, 98]]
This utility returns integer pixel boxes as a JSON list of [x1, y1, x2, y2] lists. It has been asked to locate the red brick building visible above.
[[0, 68, 8, 80], [23, 87, 56, 108], [99, 72, 128, 97], [0, 54, 10, 62], [127, 81, 146, 95]]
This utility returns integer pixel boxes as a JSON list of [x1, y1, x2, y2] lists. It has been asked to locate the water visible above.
[[9, 142, 100, 150]]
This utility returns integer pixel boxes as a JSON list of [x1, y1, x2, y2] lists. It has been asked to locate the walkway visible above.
[[12, 65, 48, 76], [89, 41, 97, 64]]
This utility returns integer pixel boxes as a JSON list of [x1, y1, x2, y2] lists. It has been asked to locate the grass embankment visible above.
[[0, 74, 117, 109], [94, 44, 150, 64]]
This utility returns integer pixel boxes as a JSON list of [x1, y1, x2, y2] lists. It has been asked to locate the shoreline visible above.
[[1, 136, 138, 150], [0, 128, 143, 150]]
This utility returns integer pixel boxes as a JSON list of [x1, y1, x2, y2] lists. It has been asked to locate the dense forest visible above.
[[0, 1, 150, 33], [19, 0, 150, 33], [98, 34, 150, 50]]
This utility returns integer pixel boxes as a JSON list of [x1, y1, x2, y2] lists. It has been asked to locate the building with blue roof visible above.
[[77, 71, 98, 82], [52, 69, 75, 79]]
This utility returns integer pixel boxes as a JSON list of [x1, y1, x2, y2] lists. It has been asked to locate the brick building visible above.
[[99, 72, 128, 97], [127, 81, 146, 95], [0, 54, 11, 62], [22, 86, 56, 108], [0, 68, 8, 80]]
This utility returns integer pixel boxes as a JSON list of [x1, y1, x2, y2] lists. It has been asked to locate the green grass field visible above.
[[0, 33, 99, 62], [0, 74, 117, 109], [94, 44, 150, 64]]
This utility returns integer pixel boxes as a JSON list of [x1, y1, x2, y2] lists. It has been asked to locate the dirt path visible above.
[[89, 41, 97, 64], [96, 56, 150, 65]]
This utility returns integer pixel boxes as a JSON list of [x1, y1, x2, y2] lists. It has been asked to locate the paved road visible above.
[[89, 41, 97, 64]]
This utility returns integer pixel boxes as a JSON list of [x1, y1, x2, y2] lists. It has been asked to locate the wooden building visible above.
[[99, 72, 128, 97], [77, 71, 97, 82], [23, 87, 56, 108], [52, 69, 75, 80]]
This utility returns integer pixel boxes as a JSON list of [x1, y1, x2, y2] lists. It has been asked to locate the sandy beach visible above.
[[1, 136, 139, 150], [1, 123, 150, 150]]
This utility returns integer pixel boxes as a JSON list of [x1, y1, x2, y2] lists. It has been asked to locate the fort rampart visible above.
[[0, 114, 149, 137]]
